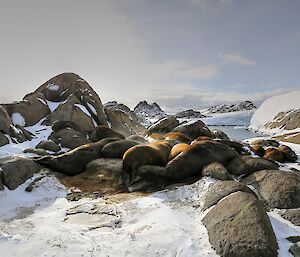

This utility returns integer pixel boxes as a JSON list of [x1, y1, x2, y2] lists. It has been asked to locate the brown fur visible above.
[[169, 143, 190, 160], [193, 136, 213, 143], [263, 148, 285, 163], [164, 132, 191, 143], [250, 145, 265, 157], [148, 140, 172, 163]]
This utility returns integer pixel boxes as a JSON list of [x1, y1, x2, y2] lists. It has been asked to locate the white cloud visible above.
[[221, 53, 256, 66]]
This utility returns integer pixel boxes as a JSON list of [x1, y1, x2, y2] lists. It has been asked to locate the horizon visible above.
[[0, 0, 299, 112]]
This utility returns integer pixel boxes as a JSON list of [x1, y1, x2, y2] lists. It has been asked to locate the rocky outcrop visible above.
[[265, 109, 300, 131], [0, 156, 42, 190], [202, 191, 278, 257], [201, 162, 232, 181], [104, 101, 141, 123], [172, 120, 212, 139], [206, 100, 256, 114], [147, 116, 179, 135], [104, 108, 145, 137], [174, 109, 205, 119], [242, 170, 300, 209], [133, 101, 166, 125]]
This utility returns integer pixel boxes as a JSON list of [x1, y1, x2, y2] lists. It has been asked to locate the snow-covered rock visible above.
[[133, 101, 167, 126], [104, 101, 141, 123], [204, 100, 256, 114], [249, 91, 300, 135], [174, 109, 206, 119]]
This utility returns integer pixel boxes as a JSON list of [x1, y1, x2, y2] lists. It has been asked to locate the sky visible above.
[[0, 0, 299, 112]]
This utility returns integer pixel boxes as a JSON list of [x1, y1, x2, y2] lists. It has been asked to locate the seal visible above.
[[168, 143, 190, 160], [165, 140, 239, 181], [164, 132, 191, 144], [90, 125, 125, 142], [101, 139, 140, 158], [34, 137, 121, 175]]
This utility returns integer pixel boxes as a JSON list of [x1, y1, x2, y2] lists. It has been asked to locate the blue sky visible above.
[[0, 0, 299, 111]]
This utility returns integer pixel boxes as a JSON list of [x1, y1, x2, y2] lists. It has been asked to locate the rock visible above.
[[172, 120, 212, 139], [89, 125, 125, 142], [126, 135, 149, 144], [278, 145, 298, 162], [15, 125, 33, 141], [49, 128, 90, 149], [263, 148, 285, 163], [0, 132, 9, 147], [280, 209, 300, 226], [166, 141, 238, 181], [0, 106, 13, 134], [101, 139, 140, 158], [202, 191, 278, 257], [203, 180, 256, 210], [206, 100, 256, 114], [266, 109, 300, 131], [0, 156, 42, 190], [242, 170, 300, 209], [52, 120, 83, 133], [174, 109, 205, 119], [147, 116, 179, 135], [59, 158, 124, 194], [33, 72, 108, 126], [43, 94, 95, 133], [36, 140, 61, 152], [226, 156, 278, 177], [202, 162, 232, 181], [2, 93, 50, 126], [133, 101, 166, 125], [211, 129, 229, 140], [104, 108, 145, 137], [290, 242, 300, 257]]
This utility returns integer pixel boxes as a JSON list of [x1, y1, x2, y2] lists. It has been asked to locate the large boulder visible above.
[[33, 72, 108, 126], [226, 156, 278, 177], [147, 116, 179, 135], [0, 132, 9, 147], [49, 128, 91, 149], [43, 94, 95, 133], [89, 125, 125, 142], [36, 140, 61, 153], [0, 106, 13, 135], [242, 170, 300, 209], [202, 180, 256, 210], [2, 93, 50, 127], [104, 108, 145, 137], [279, 209, 300, 226], [58, 158, 124, 194], [201, 162, 232, 181], [0, 156, 42, 190], [202, 191, 278, 257], [172, 120, 212, 139]]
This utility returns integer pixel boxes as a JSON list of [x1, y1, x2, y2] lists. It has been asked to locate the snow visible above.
[[87, 102, 97, 115], [74, 104, 92, 117], [0, 121, 53, 158], [47, 83, 60, 91], [249, 90, 300, 134], [37, 97, 47, 106], [268, 211, 300, 257], [11, 113, 26, 127], [46, 100, 63, 112]]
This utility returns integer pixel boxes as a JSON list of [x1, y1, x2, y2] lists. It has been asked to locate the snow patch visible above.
[[74, 104, 91, 117], [11, 113, 26, 127], [46, 83, 59, 91]]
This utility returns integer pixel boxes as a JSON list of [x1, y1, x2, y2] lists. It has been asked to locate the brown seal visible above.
[[168, 143, 190, 160]]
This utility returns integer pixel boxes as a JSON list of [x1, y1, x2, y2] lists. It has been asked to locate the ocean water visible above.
[[209, 125, 264, 141]]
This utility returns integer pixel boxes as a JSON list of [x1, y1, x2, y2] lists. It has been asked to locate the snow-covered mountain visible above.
[[249, 90, 300, 135], [133, 101, 167, 126], [174, 109, 206, 119], [204, 101, 256, 114]]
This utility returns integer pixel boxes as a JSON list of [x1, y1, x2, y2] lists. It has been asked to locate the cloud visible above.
[[190, 0, 233, 11], [221, 53, 256, 66]]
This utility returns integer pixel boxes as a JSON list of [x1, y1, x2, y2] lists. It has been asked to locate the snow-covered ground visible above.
[[249, 90, 300, 135]]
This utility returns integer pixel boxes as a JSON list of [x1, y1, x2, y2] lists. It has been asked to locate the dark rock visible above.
[[280, 209, 300, 226], [52, 120, 83, 133], [219, 139, 250, 155], [0, 132, 9, 147], [174, 109, 205, 119], [0, 106, 13, 135], [147, 116, 179, 135], [242, 170, 300, 209], [24, 148, 51, 156], [206, 100, 256, 114], [290, 242, 300, 257], [0, 156, 42, 190], [202, 191, 278, 257], [226, 156, 278, 177], [202, 162, 232, 181], [126, 135, 149, 144], [36, 140, 61, 152], [89, 125, 125, 142], [172, 120, 212, 139], [203, 180, 256, 210], [49, 128, 90, 149]]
